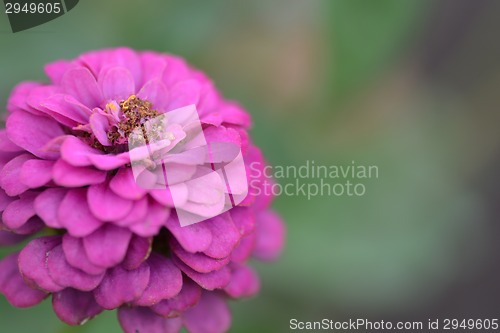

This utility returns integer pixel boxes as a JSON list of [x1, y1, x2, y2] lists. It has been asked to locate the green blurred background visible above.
[[1, 0, 500, 332]]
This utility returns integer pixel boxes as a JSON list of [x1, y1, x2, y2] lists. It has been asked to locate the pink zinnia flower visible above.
[[0, 48, 285, 333]]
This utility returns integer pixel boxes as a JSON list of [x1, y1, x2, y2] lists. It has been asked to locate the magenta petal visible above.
[[52, 288, 103, 325], [18, 236, 64, 292], [41, 94, 92, 124], [34, 188, 67, 228], [224, 264, 260, 298], [100, 67, 135, 101], [83, 224, 132, 268], [53, 159, 106, 187], [109, 168, 147, 200], [203, 214, 241, 259], [7, 82, 42, 114], [94, 263, 150, 309], [89, 113, 111, 146], [0, 253, 47, 307], [20, 159, 54, 188], [151, 278, 201, 317], [47, 245, 104, 291], [0, 154, 34, 196], [2, 193, 37, 230], [118, 306, 182, 333], [6, 110, 64, 160], [167, 79, 200, 110], [129, 201, 170, 237], [62, 234, 107, 275], [116, 197, 148, 227], [134, 253, 182, 306], [253, 211, 285, 261], [61, 67, 103, 108], [0, 230, 27, 246], [171, 238, 230, 273], [230, 207, 256, 236], [0, 130, 23, 152], [44, 60, 76, 84], [87, 183, 133, 221], [58, 188, 103, 237], [60, 135, 101, 167], [4, 216, 44, 235], [122, 235, 152, 270], [230, 233, 256, 263], [165, 216, 212, 253], [137, 79, 169, 111], [183, 292, 231, 333], [173, 256, 230, 291]]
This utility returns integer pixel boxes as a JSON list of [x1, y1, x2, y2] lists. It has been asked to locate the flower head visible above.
[[0, 48, 284, 333]]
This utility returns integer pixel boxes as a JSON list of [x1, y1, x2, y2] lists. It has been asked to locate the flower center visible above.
[[107, 95, 160, 145]]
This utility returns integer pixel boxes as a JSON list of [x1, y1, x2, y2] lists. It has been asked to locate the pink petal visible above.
[[62, 234, 107, 275], [230, 232, 256, 263], [52, 288, 103, 325], [109, 168, 147, 200], [87, 182, 133, 221], [58, 188, 103, 237], [47, 245, 105, 291], [116, 197, 149, 227], [151, 278, 201, 317], [99, 67, 135, 101], [118, 306, 182, 333], [0, 253, 47, 308], [134, 253, 182, 306], [0, 230, 27, 246], [44, 60, 77, 84], [0, 154, 34, 196], [129, 201, 170, 237], [253, 210, 285, 261], [94, 263, 150, 309], [40, 94, 92, 124], [183, 292, 231, 333], [171, 238, 230, 273], [61, 67, 103, 108], [203, 214, 241, 259], [2, 192, 37, 230], [173, 256, 230, 291], [122, 235, 152, 270], [167, 80, 200, 110], [224, 264, 260, 298], [80, 48, 142, 86], [52, 159, 106, 187], [6, 110, 64, 160], [7, 82, 42, 114], [2, 216, 44, 235], [230, 207, 256, 236], [89, 113, 111, 146], [19, 159, 54, 188], [34, 188, 67, 228], [83, 224, 132, 268], [137, 79, 169, 111], [165, 216, 212, 253], [0, 130, 23, 152], [139, 51, 167, 87], [18, 236, 64, 292]]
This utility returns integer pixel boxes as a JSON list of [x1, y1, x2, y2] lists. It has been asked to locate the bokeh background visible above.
[[1, 0, 500, 332]]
